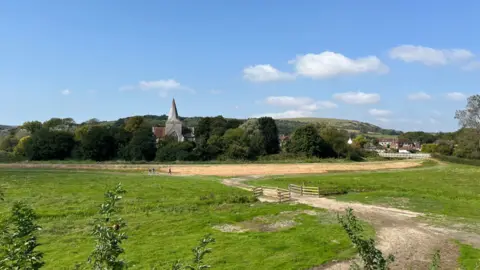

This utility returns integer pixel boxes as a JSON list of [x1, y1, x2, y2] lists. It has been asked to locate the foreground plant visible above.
[[88, 183, 128, 270], [0, 202, 44, 269], [428, 249, 441, 270], [337, 208, 394, 270], [172, 234, 216, 270]]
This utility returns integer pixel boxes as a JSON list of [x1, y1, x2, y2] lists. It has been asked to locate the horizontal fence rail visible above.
[[378, 152, 431, 159]]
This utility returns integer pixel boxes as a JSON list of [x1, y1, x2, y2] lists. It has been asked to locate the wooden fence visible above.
[[252, 187, 263, 197], [251, 186, 291, 203], [288, 184, 347, 197]]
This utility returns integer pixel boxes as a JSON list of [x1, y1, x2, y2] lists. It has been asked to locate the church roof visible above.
[[167, 98, 180, 121]]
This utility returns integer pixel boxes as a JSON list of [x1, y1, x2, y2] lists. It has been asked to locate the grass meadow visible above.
[[0, 169, 362, 270], [246, 163, 480, 222]]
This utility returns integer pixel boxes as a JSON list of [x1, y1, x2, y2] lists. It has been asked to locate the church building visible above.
[[152, 98, 195, 142]]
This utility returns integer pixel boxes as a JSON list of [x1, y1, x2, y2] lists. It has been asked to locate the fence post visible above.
[[318, 186, 321, 198]]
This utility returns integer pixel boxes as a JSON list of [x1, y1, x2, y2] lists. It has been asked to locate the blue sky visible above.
[[1, 1, 479, 132]]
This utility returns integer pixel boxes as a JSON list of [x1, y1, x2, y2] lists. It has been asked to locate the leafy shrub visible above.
[[88, 183, 128, 269], [172, 234, 215, 270], [0, 202, 44, 269], [338, 208, 394, 269], [225, 194, 258, 204], [422, 143, 437, 153]]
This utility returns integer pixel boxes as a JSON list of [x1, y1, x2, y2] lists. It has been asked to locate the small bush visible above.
[[338, 208, 394, 270], [172, 234, 215, 270], [225, 194, 258, 204], [0, 202, 44, 269], [88, 183, 128, 269]]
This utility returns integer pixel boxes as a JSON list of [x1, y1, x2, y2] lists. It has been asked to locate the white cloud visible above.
[[290, 51, 388, 79], [389, 45, 474, 66], [61, 89, 71, 95], [243, 64, 295, 82], [369, 109, 392, 117], [120, 79, 193, 97], [408, 92, 431, 101], [255, 96, 337, 119], [462, 61, 480, 71], [429, 118, 439, 124], [333, 91, 380, 104], [252, 110, 313, 119], [446, 92, 467, 101], [265, 96, 314, 107]]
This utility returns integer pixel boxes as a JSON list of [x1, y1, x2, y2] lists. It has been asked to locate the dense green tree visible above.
[[453, 95, 480, 159], [0, 135, 19, 152], [258, 117, 280, 155], [224, 142, 249, 160], [353, 135, 368, 148], [222, 128, 245, 145], [156, 139, 196, 161], [80, 126, 117, 161], [454, 128, 480, 159], [21, 121, 43, 134], [124, 116, 145, 133], [317, 124, 347, 158], [286, 124, 325, 157], [13, 136, 32, 156], [25, 128, 75, 160], [435, 140, 454, 156], [127, 127, 156, 161], [43, 118, 76, 131], [399, 131, 436, 144]]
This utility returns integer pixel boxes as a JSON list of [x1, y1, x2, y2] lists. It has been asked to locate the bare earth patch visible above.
[[0, 160, 422, 176], [212, 210, 323, 233]]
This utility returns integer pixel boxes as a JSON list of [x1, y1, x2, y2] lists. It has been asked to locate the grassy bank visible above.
[[0, 169, 366, 269]]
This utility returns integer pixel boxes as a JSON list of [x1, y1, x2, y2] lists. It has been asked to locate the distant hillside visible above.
[[0, 116, 401, 138], [275, 117, 402, 136]]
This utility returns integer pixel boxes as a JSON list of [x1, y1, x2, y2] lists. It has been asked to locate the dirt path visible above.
[[222, 176, 480, 270], [0, 160, 421, 176]]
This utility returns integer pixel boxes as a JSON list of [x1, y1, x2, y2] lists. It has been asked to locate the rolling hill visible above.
[[0, 116, 401, 139]]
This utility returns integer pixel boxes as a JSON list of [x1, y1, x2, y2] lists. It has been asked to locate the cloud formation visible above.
[[61, 89, 71, 95], [243, 64, 294, 82], [333, 91, 380, 104], [446, 92, 467, 101], [389, 45, 474, 66], [120, 79, 193, 97], [408, 92, 431, 101], [290, 52, 388, 79], [253, 96, 337, 119]]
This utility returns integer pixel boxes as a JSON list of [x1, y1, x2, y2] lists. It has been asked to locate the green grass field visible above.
[[246, 163, 480, 222], [0, 169, 365, 270]]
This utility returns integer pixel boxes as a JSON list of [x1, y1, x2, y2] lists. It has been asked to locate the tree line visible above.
[[0, 114, 372, 162]]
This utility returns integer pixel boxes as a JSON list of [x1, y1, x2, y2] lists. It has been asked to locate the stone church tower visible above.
[[152, 98, 195, 142], [165, 98, 184, 142]]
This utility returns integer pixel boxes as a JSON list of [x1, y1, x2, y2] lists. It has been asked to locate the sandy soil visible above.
[[0, 160, 421, 176], [222, 176, 480, 270]]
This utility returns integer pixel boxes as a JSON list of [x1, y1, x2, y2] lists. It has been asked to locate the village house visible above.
[[152, 98, 195, 142]]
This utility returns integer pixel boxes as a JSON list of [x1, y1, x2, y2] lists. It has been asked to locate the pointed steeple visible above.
[[167, 98, 179, 121]]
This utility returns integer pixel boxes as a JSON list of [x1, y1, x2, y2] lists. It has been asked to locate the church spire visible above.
[[167, 98, 179, 121]]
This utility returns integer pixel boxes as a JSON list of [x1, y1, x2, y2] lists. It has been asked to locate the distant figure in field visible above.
[[168, 167, 172, 175]]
